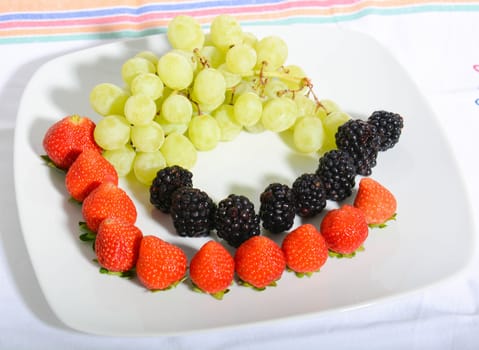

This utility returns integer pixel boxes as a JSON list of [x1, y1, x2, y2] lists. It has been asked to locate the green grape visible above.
[[93, 115, 131, 150], [225, 43, 257, 75], [315, 106, 328, 121], [133, 150, 167, 185], [233, 91, 263, 127], [155, 115, 188, 135], [172, 49, 198, 72], [160, 132, 197, 169], [321, 110, 351, 153], [199, 45, 225, 68], [280, 64, 307, 90], [255, 35, 288, 71], [188, 114, 221, 151], [160, 92, 192, 124], [293, 116, 325, 153], [90, 83, 129, 116], [294, 94, 317, 117], [124, 93, 157, 126], [213, 104, 242, 141], [130, 121, 165, 152], [263, 78, 289, 99], [320, 98, 341, 114], [244, 120, 265, 133], [194, 93, 225, 114], [242, 32, 258, 47], [192, 68, 226, 106], [135, 50, 159, 66], [167, 15, 205, 51], [157, 51, 194, 90], [209, 14, 243, 51], [121, 56, 156, 86], [130, 73, 164, 100], [102, 144, 136, 177], [261, 97, 298, 132]]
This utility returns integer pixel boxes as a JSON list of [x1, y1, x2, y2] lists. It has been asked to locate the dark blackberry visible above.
[[170, 187, 216, 237], [316, 150, 356, 202], [259, 183, 296, 234], [292, 173, 326, 218], [215, 194, 260, 248], [367, 110, 404, 151], [335, 119, 381, 176], [149, 166, 193, 213]]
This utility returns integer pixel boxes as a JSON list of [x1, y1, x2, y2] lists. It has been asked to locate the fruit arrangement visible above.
[[41, 14, 404, 300]]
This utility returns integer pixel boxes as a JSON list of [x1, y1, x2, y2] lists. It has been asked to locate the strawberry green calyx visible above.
[[328, 245, 365, 259], [237, 279, 278, 291], [78, 221, 96, 241], [369, 213, 397, 229], [192, 283, 230, 300], [99, 267, 135, 279], [287, 267, 318, 278], [41, 154, 66, 173], [150, 276, 188, 293]]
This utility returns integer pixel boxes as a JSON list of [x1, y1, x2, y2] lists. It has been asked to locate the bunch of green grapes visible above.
[[89, 14, 350, 185]]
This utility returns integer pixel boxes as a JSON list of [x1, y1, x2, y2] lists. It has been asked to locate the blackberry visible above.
[[215, 194, 260, 248], [335, 119, 381, 176], [259, 183, 296, 234], [170, 187, 216, 237], [292, 173, 327, 218], [316, 150, 356, 202], [367, 110, 404, 151], [149, 165, 193, 213]]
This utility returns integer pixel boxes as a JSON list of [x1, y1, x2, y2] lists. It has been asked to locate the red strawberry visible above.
[[136, 235, 188, 291], [234, 236, 285, 290], [189, 240, 234, 299], [353, 177, 397, 226], [82, 182, 137, 232], [94, 218, 143, 272], [42, 115, 101, 169], [320, 205, 369, 255], [281, 224, 328, 276], [65, 148, 118, 202]]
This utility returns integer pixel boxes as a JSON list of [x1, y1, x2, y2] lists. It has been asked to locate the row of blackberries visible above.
[[149, 110, 403, 248]]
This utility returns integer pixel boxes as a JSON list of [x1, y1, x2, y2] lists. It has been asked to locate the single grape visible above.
[[171, 49, 198, 72], [130, 73, 164, 100], [294, 94, 317, 117], [157, 51, 194, 90], [280, 64, 307, 90], [93, 115, 131, 150], [233, 92, 263, 127], [160, 132, 197, 169], [293, 116, 325, 153], [124, 93, 157, 126], [133, 150, 167, 185], [121, 56, 156, 86], [130, 121, 165, 152], [188, 114, 221, 151], [321, 110, 351, 153], [217, 64, 242, 89], [213, 104, 242, 141], [255, 35, 288, 71], [135, 50, 159, 66], [192, 68, 226, 106], [209, 14, 243, 50], [261, 97, 298, 132], [160, 92, 192, 124], [199, 45, 225, 68], [263, 78, 289, 99], [167, 15, 205, 51], [242, 32, 258, 47], [90, 83, 129, 116], [102, 144, 136, 177], [319, 99, 341, 114], [225, 43, 257, 75]]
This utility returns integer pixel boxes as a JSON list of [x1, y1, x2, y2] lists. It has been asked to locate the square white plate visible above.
[[14, 25, 475, 336]]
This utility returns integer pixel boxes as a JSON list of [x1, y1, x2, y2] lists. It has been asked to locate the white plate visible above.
[[14, 25, 475, 336]]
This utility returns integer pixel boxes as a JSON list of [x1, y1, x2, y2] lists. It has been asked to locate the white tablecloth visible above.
[[1, 9, 478, 350]]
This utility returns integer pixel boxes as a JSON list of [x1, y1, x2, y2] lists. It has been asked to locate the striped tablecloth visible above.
[[1, 1, 478, 349]]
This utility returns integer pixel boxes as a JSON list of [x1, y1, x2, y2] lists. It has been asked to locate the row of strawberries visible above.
[[42, 114, 397, 299]]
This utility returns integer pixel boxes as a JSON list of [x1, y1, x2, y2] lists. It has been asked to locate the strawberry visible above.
[[281, 224, 328, 276], [353, 177, 397, 227], [320, 205, 369, 255], [189, 240, 234, 299], [94, 218, 143, 272], [82, 182, 137, 232], [42, 115, 101, 169], [234, 236, 285, 290], [136, 235, 188, 291], [65, 148, 118, 202]]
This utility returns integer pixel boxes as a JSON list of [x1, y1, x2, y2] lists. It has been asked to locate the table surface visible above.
[[1, 1, 479, 349]]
